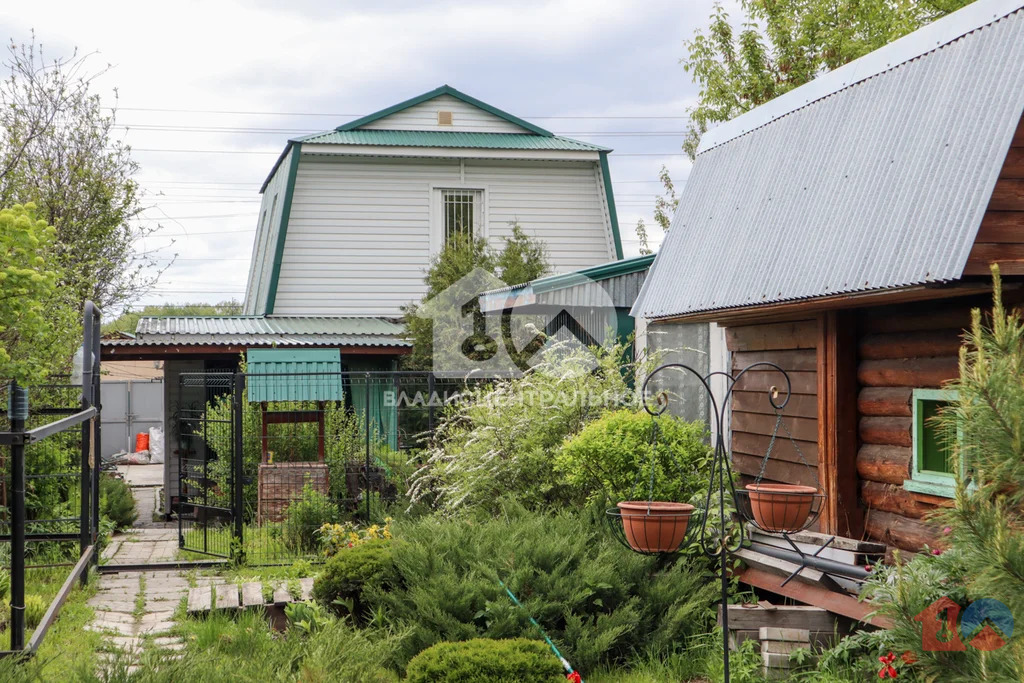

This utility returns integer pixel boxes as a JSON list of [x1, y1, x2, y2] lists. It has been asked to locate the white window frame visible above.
[[429, 184, 488, 255]]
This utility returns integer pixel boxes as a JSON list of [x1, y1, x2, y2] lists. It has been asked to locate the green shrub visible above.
[[411, 341, 656, 514], [556, 409, 712, 504], [1, 594, 47, 631], [284, 600, 333, 636], [365, 502, 717, 673], [282, 483, 339, 553], [100, 474, 137, 530], [313, 539, 393, 619], [405, 638, 564, 683]]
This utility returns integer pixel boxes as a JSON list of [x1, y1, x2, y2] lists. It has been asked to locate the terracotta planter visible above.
[[616, 501, 695, 553], [745, 484, 817, 533]]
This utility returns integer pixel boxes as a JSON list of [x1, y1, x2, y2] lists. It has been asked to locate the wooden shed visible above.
[[632, 0, 1024, 554]]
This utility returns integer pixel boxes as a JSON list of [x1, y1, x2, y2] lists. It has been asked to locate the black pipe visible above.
[[232, 373, 245, 561], [9, 381, 27, 651], [749, 541, 871, 580], [89, 302, 101, 557], [80, 305, 95, 579]]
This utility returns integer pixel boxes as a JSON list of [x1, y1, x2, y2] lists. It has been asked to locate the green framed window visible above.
[[904, 388, 960, 498]]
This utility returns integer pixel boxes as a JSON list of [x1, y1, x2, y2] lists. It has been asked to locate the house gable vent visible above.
[[437, 110, 453, 125]]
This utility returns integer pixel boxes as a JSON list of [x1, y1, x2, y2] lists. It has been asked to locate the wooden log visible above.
[[734, 370, 817, 395], [241, 582, 264, 608], [734, 390, 817, 418], [858, 357, 959, 388], [859, 416, 912, 447], [858, 332, 963, 360], [988, 178, 1024, 211], [856, 444, 911, 485], [732, 431, 818, 464], [864, 509, 942, 551], [732, 349, 818, 371], [999, 147, 1024, 179], [858, 387, 912, 417], [964, 243, 1024, 275], [860, 481, 954, 520], [859, 307, 972, 335], [725, 320, 818, 352], [187, 585, 212, 613], [976, 211, 1024, 242], [732, 411, 818, 442]]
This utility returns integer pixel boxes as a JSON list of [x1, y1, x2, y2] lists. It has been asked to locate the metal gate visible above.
[[100, 379, 164, 457], [176, 373, 238, 558]]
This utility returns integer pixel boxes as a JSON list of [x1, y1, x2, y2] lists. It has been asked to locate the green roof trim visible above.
[[265, 143, 302, 315], [294, 129, 608, 151], [335, 85, 554, 137], [599, 151, 623, 259], [247, 348, 344, 403], [481, 254, 655, 298]]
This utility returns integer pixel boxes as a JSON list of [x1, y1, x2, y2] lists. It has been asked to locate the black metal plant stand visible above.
[[606, 362, 825, 683]]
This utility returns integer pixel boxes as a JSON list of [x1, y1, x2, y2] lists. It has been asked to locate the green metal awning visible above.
[[246, 349, 344, 403]]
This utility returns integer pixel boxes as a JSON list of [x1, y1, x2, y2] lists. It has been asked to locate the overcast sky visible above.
[[1, 0, 724, 312]]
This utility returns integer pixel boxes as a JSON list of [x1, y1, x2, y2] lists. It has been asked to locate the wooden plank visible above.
[[988, 178, 1024, 211], [858, 306, 972, 335], [860, 481, 954, 520], [975, 211, 1024, 242], [215, 584, 239, 610], [822, 310, 860, 538], [732, 349, 818, 371], [737, 567, 893, 628], [859, 416, 912, 447], [241, 582, 264, 608], [732, 453, 819, 488], [864, 509, 942, 552], [722, 604, 847, 632], [272, 583, 291, 606], [734, 370, 817, 395], [858, 357, 959, 388], [734, 549, 843, 593], [187, 585, 212, 613], [858, 387, 912, 417], [748, 533, 860, 566], [732, 431, 818, 463], [747, 524, 885, 554], [299, 577, 314, 601], [725, 321, 819, 352], [759, 627, 811, 643], [858, 331, 963, 360], [856, 444, 912, 485], [733, 391, 817, 418], [965, 242, 1024, 275], [732, 411, 818, 442]]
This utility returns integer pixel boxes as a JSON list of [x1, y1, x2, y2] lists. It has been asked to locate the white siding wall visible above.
[[243, 148, 293, 314], [357, 95, 530, 134], [270, 154, 615, 317]]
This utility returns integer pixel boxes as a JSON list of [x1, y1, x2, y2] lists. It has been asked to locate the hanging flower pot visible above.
[[615, 501, 695, 553], [744, 484, 817, 533]]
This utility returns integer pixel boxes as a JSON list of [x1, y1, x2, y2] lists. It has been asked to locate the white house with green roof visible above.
[[242, 85, 623, 317]]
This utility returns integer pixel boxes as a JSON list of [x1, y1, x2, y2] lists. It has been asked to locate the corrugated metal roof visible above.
[[294, 129, 608, 152], [102, 316, 410, 348], [247, 349, 344, 402], [633, 0, 1024, 320]]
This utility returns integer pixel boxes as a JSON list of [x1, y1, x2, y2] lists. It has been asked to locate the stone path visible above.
[[102, 527, 179, 565], [86, 569, 211, 670]]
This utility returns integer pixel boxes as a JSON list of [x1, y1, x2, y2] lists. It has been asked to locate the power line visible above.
[[130, 147, 687, 157], [116, 124, 685, 137], [113, 105, 687, 120]]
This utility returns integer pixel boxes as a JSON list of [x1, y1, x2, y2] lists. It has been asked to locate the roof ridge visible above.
[[698, 0, 1024, 155]]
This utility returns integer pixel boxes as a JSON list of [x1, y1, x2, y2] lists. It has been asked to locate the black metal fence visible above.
[[0, 303, 101, 655], [176, 371, 478, 564]]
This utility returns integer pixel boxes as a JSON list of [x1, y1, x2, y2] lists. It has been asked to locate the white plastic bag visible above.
[[148, 426, 164, 464]]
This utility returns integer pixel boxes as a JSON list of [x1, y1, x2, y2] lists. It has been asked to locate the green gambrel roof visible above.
[[294, 129, 608, 152]]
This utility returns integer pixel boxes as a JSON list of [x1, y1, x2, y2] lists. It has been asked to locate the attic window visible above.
[[437, 110, 453, 125], [440, 189, 483, 245]]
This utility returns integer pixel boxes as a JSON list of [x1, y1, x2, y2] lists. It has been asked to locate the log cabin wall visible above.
[[855, 301, 966, 552], [724, 320, 821, 496], [965, 116, 1024, 275]]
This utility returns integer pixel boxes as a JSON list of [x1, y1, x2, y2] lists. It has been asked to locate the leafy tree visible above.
[[0, 203, 78, 384], [0, 35, 164, 314], [402, 225, 548, 370], [681, 0, 971, 158], [102, 300, 242, 336], [634, 166, 679, 255]]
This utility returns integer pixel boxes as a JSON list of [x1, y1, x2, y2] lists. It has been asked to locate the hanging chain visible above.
[[630, 416, 660, 505], [755, 385, 820, 491]]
